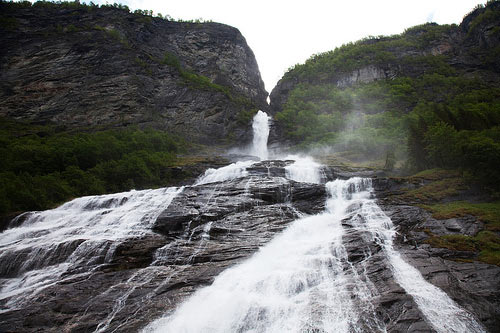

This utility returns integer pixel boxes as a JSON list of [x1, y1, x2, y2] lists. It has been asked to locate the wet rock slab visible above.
[[372, 177, 500, 332], [2, 164, 498, 332], [0, 161, 326, 332], [340, 212, 436, 332]]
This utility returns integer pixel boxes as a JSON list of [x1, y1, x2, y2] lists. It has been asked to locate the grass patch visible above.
[[161, 52, 182, 70], [399, 177, 467, 203], [425, 234, 478, 252], [422, 201, 500, 231], [106, 28, 130, 48], [408, 168, 461, 181], [425, 231, 500, 266]]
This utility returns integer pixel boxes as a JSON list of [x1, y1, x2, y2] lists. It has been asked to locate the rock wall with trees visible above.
[[270, 1, 500, 190]]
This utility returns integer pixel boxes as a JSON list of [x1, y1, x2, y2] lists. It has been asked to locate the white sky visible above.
[[86, 0, 484, 92]]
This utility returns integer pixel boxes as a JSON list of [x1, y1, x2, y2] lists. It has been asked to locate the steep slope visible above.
[[269, 2, 500, 175], [1, 159, 497, 332], [270, 2, 500, 116], [267, 4, 500, 325], [0, 1, 268, 144]]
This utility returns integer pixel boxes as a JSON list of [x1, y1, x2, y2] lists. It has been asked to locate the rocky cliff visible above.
[[0, 2, 268, 144], [269, 1, 500, 118]]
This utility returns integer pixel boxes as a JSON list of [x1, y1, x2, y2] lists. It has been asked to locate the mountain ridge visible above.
[[0, 1, 269, 144]]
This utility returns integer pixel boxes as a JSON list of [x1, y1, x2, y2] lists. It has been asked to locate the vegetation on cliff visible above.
[[424, 200, 500, 265], [272, 2, 500, 264], [0, 0, 268, 219], [273, 1, 500, 192], [0, 0, 267, 145], [0, 118, 186, 217], [0, 0, 210, 23], [282, 24, 456, 83]]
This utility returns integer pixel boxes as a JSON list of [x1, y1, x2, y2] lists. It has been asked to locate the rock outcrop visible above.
[[372, 177, 500, 332], [0, 161, 325, 332], [0, 3, 268, 144], [269, 1, 500, 119], [1, 160, 497, 332], [335, 65, 396, 88]]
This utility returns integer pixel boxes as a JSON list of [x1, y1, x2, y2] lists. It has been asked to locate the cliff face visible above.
[[0, 3, 268, 144], [269, 2, 500, 117]]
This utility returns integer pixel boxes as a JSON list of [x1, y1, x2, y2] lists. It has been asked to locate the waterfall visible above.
[[143, 178, 375, 333], [284, 154, 321, 184], [356, 193, 486, 333], [195, 110, 271, 186], [0, 107, 487, 332], [0, 187, 183, 313], [250, 110, 270, 160], [194, 110, 271, 186], [195, 160, 254, 185], [144, 178, 485, 333]]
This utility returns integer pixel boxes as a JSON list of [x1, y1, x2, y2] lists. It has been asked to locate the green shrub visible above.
[[0, 15, 18, 30], [106, 29, 130, 48], [236, 109, 258, 125], [161, 52, 234, 98], [0, 119, 185, 216]]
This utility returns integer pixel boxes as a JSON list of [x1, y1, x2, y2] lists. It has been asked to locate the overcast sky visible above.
[[86, 0, 484, 92]]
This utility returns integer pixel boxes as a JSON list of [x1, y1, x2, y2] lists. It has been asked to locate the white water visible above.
[[355, 190, 486, 333], [284, 154, 322, 184], [144, 178, 379, 333], [250, 110, 270, 160], [1, 110, 485, 332], [145, 177, 485, 333], [195, 160, 255, 185], [0, 187, 182, 312], [195, 110, 272, 185]]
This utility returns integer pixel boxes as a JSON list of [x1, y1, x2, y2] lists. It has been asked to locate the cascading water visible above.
[[144, 178, 485, 333], [284, 154, 322, 184], [0, 108, 487, 332], [195, 160, 254, 185], [0, 187, 182, 313], [355, 190, 486, 333], [250, 110, 270, 160], [195, 110, 271, 186], [143, 178, 375, 333]]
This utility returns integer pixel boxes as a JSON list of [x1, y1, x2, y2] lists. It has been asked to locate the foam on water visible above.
[[284, 154, 322, 184], [195, 160, 255, 185], [195, 110, 272, 185], [143, 179, 381, 333], [144, 178, 485, 333], [0, 186, 183, 312], [0, 108, 485, 332], [355, 188, 486, 333], [250, 110, 270, 160]]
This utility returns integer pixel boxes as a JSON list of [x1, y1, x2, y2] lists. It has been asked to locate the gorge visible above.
[[1, 1, 500, 332]]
